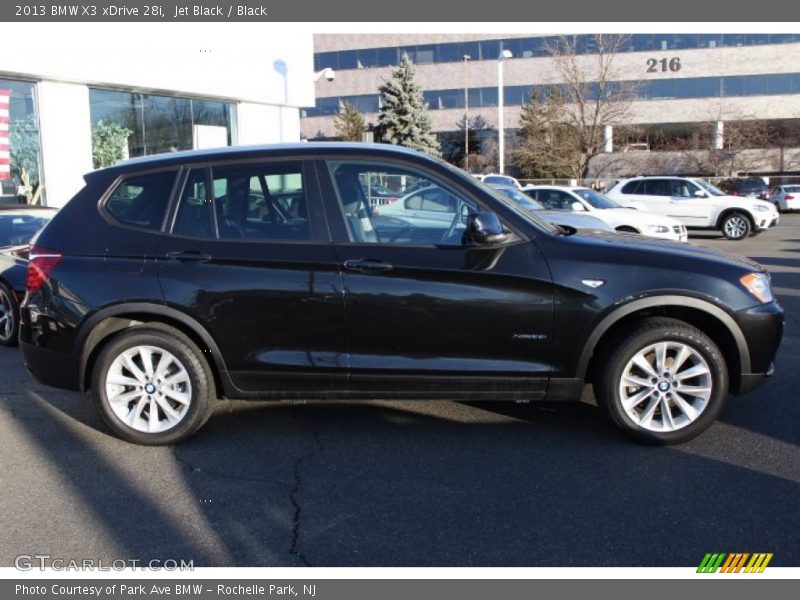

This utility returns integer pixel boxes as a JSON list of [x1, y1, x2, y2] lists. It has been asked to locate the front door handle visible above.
[[343, 258, 393, 273], [165, 251, 212, 263]]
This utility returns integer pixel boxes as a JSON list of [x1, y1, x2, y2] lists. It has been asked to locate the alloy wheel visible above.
[[104, 345, 193, 433], [618, 341, 712, 432], [723, 216, 748, 239], [0, 289, 14, 343]]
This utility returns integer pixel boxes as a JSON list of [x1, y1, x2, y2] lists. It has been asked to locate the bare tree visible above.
[[515, 35, 636, 181]]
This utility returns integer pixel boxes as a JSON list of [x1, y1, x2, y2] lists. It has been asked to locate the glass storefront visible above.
[[89, 89, 235, 162], [0, 78, 44, 205]]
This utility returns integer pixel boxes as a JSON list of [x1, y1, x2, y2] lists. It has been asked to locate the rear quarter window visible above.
[[105, 170, 177, 231]]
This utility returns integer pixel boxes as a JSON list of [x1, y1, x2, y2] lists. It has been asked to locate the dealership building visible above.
[[0, 25, 316, 207], [302, 33, 800, 178]]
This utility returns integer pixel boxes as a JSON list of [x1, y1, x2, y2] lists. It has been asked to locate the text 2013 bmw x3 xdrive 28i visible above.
[[19, 144, 783, 445]]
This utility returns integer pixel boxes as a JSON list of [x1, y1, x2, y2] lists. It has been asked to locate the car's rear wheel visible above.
[[720, 212, 751, 240], [91, 327, 215, 445], [615, 226, 639, 234], [0, 283, 19, 347], [594, 318, 728, 444]]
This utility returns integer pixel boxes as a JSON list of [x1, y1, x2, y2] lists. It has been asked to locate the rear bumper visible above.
[[19, 340, 80, 391]]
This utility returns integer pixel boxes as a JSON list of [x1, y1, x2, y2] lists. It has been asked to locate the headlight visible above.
[[645, 224, 669, 233], [753, 205, 769, 212], [740, 272, 774, 304]]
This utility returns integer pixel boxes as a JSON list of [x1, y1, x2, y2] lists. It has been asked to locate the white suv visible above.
[[606, 177, 779, 240]]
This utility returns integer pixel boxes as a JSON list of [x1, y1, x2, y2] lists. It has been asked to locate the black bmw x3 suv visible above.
[[20, 143, 783, 445]]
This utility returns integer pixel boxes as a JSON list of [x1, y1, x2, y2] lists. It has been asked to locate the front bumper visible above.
[[755, 213, 780, 230], [731, 301, 783, 395]]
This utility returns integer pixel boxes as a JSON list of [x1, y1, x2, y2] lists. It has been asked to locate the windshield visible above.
[[572, 188, 621, 209], [476, 182, 560, 234], [694, 179, 726, 196], [493, 187, 546, 211], [0, 211, 54, 247], [436, 160, 560, 235]]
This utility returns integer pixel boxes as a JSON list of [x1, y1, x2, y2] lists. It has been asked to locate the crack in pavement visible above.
[[169, 445, 285, 486], [289, 426, 324, 567]]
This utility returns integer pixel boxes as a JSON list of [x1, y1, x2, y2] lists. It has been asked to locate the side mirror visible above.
[[571, 201, 586, 212], [694, 190, 707, 198], [465, 211, 510, 245]]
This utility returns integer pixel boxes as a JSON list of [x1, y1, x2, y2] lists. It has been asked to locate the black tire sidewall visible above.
[[0, 282, 19, 347], [91, 329, 213, 445], [599, 323, 728, 445]]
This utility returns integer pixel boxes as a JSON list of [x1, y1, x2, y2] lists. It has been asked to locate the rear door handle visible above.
[[165, 251, 212, 263], [343, 258, 393, 273]]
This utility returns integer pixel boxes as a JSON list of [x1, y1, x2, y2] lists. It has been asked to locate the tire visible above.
[[720, 212, 751, 240], [615, 226, 639, 234], [91, 327, 216, 445], [0, 282, 19, 347], [594, 317, 728, 445]]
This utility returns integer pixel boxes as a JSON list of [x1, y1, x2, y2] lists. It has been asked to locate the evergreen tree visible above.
[[333, 101, 367, 142], [376, 55, 441, 156]]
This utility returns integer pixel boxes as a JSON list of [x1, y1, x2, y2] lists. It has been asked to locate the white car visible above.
[[489, 185, 613, 232], [605, 176, 779, 241], [476, 173, 523, 189], [769, 184, 800, 212], [526, 185, 688, 242], [375, 185, 458, 228]]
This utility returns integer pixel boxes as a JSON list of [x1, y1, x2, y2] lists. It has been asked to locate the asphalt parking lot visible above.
[[1, 216, 798, 568]]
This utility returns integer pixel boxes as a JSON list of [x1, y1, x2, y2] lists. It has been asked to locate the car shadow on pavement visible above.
[[4, 376, 799, 567]]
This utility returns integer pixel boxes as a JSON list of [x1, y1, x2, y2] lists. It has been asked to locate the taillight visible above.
[[732, 191, 739, 196], [27, 246, 62, 292], [785, 194, 794, 200]]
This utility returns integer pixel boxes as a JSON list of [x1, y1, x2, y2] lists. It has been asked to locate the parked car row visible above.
[[605, 176, 779, 240], [8, 143, 782, 448]]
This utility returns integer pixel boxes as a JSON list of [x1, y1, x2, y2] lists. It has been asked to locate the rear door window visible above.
[[211, 161, 311, 241], [643, 179, 671, 196], [621, 180, 642, 194]]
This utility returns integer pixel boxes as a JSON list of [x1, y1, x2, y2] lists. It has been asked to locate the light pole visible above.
[[497, 49, 512, 174], [463, 54, 471, 171]]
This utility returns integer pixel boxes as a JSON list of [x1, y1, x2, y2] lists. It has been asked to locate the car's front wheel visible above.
[[594, 318, 728, 444], [91, 327, 215, 445], [720, 212, 751, 240], [0, 282, 19, 347]]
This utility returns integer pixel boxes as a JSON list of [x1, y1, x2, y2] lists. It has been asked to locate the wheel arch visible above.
[[579, 295, 750, 393], [77, 302, 231, 396]]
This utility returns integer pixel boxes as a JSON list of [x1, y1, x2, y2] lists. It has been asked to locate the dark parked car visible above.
[[0, 206, 57, 346], [719, 177, 770, 201], [20, 144, 783, 445]]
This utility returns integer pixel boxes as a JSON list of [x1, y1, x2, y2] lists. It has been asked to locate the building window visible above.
[[314, 34, 800, 71], [89, 89, 234, 161], [0, 78, 44, 205]]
